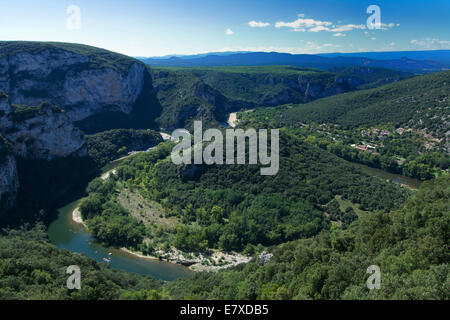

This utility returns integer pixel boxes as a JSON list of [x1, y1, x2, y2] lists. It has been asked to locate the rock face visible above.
[[0, 137, 19, 214], [152, 68, 365, 129], [1, 92, 86, 160], [0, 93, 12, 128], [4, 104, 86, 160], [262, 74, 360, 105], [0, 154, 19, 214], [0, 42, 156, 214], [0, 94, 87, 213], [0, 42, 148, 122], [259, 251, 273, 265]]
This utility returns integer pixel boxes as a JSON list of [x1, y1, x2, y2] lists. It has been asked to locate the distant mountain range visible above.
[[318, 50, 450, 64], [139, 50, 450, 73]]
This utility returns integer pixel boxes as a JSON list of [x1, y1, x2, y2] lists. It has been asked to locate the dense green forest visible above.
[[79, 133, 410, 254], [243, 70, 449, 138], [0, 224, 164, 299], [238, 71, 449, 180], [163, 175, 449, 299], [0, 41, 448, 301], [150, 65, 412, 130], [86, 128, 162, 167], [1, 174, 447, 300]]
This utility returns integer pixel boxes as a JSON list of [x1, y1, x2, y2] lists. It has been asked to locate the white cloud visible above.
[[411, 38, 450, 49], [331, 24, 366, 32], [225, 28, 234, 35], [371, 37, 376, 40], [274, 14, 399, 35], [275, 15, 369, 34], [389, 42, 396, 47], [275, 18, 332, 30], [376, 22, 400, 30], [248, 21, 270, 28], [309, 25, 331, 32]]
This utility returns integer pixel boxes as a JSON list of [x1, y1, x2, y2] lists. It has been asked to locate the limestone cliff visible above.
[[0, 42, 149, 123], [0, 136, 19, 214], [0, 42, 158, 214], [0, 94, 86, 213]]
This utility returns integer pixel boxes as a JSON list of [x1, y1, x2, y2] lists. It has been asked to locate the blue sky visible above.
[[1, 0, 449, 56]]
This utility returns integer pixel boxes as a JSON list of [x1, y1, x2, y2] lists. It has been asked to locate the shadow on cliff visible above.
[[0, 155, 98, 228], [74, 71, 163, 134]]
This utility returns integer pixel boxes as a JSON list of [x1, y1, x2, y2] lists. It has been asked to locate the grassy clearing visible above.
[[334, 195, 369, 217], [116, 188, 178, 227]]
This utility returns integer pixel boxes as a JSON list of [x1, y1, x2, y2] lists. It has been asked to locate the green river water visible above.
[[47, 160, 193, 281]]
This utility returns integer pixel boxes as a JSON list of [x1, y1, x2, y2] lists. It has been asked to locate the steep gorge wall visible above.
[[0, 147, 19, 215], [0, 42, 157, 214], [0, 43, 149, 123]]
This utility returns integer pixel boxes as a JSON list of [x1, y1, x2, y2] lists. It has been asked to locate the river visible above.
[[47, 150, 420, 281], [47, 159, 193, 281], [351, 162, 422, 190]]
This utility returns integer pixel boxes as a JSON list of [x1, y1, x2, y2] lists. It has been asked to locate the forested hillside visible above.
[[239, 71, 450, 180], [79, 134, 410, 256], [150, 66, 412, 130], [164, 174, 449, 299], [86, 129, 162, 167], [0, 41, 448, 302], [247, 71, 449, 138], [0, 224, 164, 299], [1, 174, 447, 300]]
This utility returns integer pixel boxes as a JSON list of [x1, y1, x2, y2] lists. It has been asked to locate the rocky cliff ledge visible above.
[[0, 136, 19, 214], [0, 42, 149, 122], [0, 94, 86, 160], [0, 42, 157, 214], [0, 93, 87, 213]]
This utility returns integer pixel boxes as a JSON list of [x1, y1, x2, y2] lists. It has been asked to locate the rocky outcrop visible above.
[[259, 74, 360, 106], [194, 83, 233, 111], [0, 42, 149, 123], [0, 93, 12, 128], [0, 42, 155, 214], [3, 103, 86, 160], [0, 137, 19, 214], [259, 251, 273, 265], [0, 90, 86, 160]]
